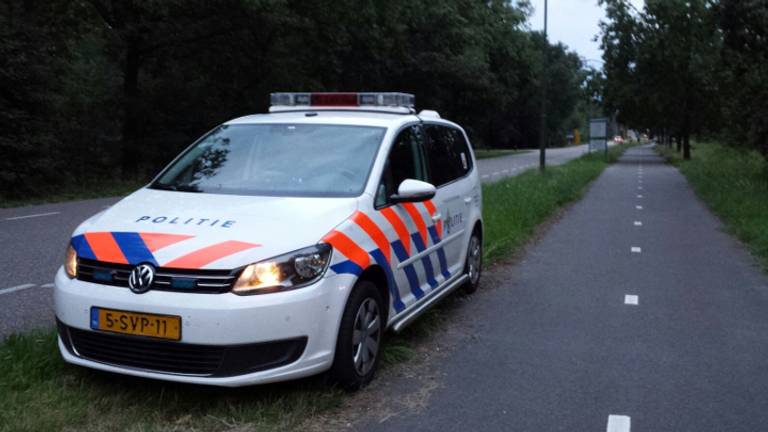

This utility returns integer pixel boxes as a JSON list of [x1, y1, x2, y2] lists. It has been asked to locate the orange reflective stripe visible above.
[[138, 233, 194, 252], [380, 207, 411, 255], [323, 230, 370, 269], [163, 240, 259, 269], [351, 211, 391, 263], [84, 232, 128, 264], [402, 202, 428, 246], [422, 200, 442, 238], [423, 200, 436, 216]]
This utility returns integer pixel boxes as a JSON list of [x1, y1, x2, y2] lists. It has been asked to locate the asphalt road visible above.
[[0, 145, 593, 340], [355, 145, 768, 431]]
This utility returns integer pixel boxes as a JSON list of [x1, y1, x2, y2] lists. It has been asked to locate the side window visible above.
[[424, 125, 473, 187], [375, 126, 427, 207]]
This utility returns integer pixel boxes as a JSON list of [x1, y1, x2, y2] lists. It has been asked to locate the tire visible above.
[[462, 229, 482, 294], [330, 280, 384, 391]]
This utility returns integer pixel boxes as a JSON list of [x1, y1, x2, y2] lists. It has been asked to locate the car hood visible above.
[[71, 188, 358, 269]]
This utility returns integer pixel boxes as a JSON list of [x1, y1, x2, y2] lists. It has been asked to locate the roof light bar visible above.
[[270, 92, 415, 109]]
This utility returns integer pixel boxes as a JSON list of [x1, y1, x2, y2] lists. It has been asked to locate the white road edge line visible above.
[[41, 283, 55, 288], [607, 414, 632, 431], [631, 246, 642, 253], [0, 283, 36, 295], [4, 211, 60, 221], [634, 221, 643, 226]]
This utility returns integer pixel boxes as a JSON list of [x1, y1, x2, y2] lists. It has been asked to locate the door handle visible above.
[[432, 213, 442, 222]]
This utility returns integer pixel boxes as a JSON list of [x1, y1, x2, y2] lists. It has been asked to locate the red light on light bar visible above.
[[310, 93, 359, 106]]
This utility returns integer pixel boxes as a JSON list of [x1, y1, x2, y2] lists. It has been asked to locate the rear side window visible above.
[[424, 125, 473, 187], [375, 125, 428, 207]]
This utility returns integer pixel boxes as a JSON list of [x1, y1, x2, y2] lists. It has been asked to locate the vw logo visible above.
[[128, 264, 155, 294]]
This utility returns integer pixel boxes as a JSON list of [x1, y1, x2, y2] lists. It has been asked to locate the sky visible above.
[[527, 0, 644, 66]]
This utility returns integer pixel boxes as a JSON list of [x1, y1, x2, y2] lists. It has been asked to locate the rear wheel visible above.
[[462, 230, 482, 294], [330, 280, 383, 391]]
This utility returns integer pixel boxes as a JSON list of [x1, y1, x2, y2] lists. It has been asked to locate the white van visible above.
[[55, 92, 483, 389]]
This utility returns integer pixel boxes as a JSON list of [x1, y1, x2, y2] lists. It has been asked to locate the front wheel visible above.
[[330, 280, 383, 391], [462, 230, 482, 294]]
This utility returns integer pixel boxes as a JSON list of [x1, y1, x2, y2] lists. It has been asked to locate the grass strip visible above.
[[473, 149, 531, 159], [658, 142, 768, 268], [0, 144, 630, 432]]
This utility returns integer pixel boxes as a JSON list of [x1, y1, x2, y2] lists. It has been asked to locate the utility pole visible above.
[[539, 0, 548, 172]]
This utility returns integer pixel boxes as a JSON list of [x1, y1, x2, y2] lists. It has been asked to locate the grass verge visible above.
[[0, 144, 630, 432], [658, 142, 768, 267], [1, 180, 144, 209], [473, 148, 531, 159]]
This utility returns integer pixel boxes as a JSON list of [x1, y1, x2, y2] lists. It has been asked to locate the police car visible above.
[[55, 92, 483, 389]]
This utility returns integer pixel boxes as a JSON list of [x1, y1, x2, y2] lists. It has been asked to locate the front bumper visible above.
[[53, 267, 356, 386]]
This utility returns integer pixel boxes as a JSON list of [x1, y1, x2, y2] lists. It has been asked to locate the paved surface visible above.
[[0, 146, 592, 339], [356, 145, 768, 431], [0, 197, 120, 338], [476, 143, 594, 183]]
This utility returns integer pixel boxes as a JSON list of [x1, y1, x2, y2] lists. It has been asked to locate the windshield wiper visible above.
[[150, 182, 201, 193]]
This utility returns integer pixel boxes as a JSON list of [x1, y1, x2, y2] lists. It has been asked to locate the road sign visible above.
[[589, 117, 608, 153]]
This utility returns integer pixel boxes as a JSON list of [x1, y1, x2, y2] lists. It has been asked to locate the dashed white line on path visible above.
[[634, 221, 643, 226], [631, 246, 642, 253], [41, 283, 54, 288], [637, 194, 643, 198], [0, 284, 36, 295], [607, 414, 632, 431], [638, 186, 643, 190], [4, 211, 60, 221], [636, 205, 643, 210]]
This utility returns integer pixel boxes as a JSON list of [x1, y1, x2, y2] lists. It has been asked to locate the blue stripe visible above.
[[90, 307, 99, 330], [428, 226, 451, 280], [391, 240, 424, 299], [111, 232, 157, 266], [331, 260, 363, 276], [370, 249, 405, 312], [71, 235, 96, 260], [411, 234, 438, 289]]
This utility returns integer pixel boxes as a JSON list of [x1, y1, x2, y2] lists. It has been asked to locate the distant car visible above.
[[55, 92, 484, 390], [613, 135, 624, 143]]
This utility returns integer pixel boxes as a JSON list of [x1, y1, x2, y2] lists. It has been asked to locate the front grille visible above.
[[77, 259, 240, 294], [59, 321, 307, 377]]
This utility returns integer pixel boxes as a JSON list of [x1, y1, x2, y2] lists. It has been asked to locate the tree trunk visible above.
[[683, 133, 691, 160], [676, 135, 682, 152]]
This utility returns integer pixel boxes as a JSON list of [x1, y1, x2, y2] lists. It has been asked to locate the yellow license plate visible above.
[[91, 307, 181, 341]]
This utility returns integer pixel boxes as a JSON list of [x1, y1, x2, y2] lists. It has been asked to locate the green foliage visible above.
[[599, 0, 768, 160], [717, 0, 768, 158], [0, 0, 587, 201], [599, 0, 720, 159]]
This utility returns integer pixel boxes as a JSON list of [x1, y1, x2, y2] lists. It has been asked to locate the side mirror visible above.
[[391, 179, 436, 203]]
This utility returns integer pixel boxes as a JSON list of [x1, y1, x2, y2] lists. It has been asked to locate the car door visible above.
[[423, 124, 474, 278], [374, 124, 443, 308]]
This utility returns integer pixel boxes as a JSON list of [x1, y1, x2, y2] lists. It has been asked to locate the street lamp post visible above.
[[539, 0, 548, 172]]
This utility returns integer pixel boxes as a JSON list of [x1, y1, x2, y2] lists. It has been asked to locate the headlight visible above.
[[232, 244, 332, 295], [65, 244, 77, 279]]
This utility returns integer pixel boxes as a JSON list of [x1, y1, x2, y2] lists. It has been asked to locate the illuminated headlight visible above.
[[65, 244, 77, 279], [232, 244, 332, 295]]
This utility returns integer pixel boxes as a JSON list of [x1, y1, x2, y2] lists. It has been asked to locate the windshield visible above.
[[151, 124, 386, 197]]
